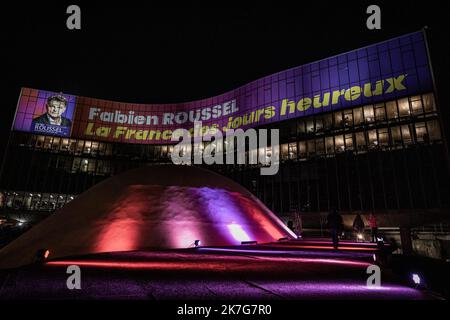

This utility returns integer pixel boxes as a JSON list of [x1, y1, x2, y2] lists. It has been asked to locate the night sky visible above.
[[1, 1, 449, 156]]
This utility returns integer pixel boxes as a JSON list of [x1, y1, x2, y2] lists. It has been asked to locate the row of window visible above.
[[288, 93, 436, 136], [34, 119, 441, 177], [279, 120, 441, 160], [0, 191, 75, 211]]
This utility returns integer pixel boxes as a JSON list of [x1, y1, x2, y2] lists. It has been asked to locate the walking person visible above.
[[352, 214, 365, 242], [327, 208, 343, 249], [369, 213, 378, 243], [294, 211, 303, 239]]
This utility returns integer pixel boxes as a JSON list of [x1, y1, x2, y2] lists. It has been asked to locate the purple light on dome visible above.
[[195, 188, 257, 244]]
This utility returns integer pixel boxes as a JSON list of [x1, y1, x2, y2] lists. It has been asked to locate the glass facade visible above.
[[1, 91, 449, 217]]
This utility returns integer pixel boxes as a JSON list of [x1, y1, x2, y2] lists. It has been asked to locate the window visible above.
[[306, 119, 314, 133], [363, 105, 375, 122], [345, 134, 354, 150], [75, 140, 84, 155], [386, 100, 398, 119], [60, 138, 70, 151], [105, 144, 113, 156], [325, 137, 334, 154], [51, 137, 60, 151], [398, 98, 410, 117], [91, 141, 100, 155], [401, 125, 412, 144], [334, 135, 345, 152], [281, 143, 289, 160], [390, 126, 402, 146], [44, 136, 52, 149], [288, 142, 297, 159], [81, 159, 89, 172], [161, 145, 169, 158], [323, 114, 333, 130], [427, 120, 441, 141], [307, 140, 315, 156], [289, 123, 297, 136], [423, 93, 436, 113], [334, 111, 343, 127], [299, 141, 307, 158], [410, 96, 423, 115], [367, 130, 378, 148], [316, 138, 325, 155], [68, 140, 77, 153], [415, 122, 428, 142], [343, 110, 353, 127], [353, 107, 363, 125], [97, 143, 106, 156], [83, 141, 92, 154], [378, 128, 389, 146], [298, 121, 306, 135], [374, 103, 386, 121], [35, 136, 45, 148], [422, 93, 436, 112], [355, 132, 366, 150], [72, 158, 81, 172], [315, 118, 324, 132]]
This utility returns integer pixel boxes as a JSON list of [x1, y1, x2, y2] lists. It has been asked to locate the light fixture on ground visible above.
[[411, 273, 422, 288]]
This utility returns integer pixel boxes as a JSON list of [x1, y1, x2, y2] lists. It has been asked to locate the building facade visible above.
[[1, 30, 449, 232]]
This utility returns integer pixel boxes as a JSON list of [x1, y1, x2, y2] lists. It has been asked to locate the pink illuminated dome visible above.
[[0, 165, 296, 269]]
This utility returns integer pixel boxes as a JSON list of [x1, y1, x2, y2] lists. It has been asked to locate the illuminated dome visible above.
[[0, 165, 295, 269]]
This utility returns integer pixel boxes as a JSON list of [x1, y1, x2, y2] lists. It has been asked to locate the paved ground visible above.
[[0, 240, 439, 300]]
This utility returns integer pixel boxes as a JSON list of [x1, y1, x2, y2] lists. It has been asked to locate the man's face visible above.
[[46, 99, 66, 119]]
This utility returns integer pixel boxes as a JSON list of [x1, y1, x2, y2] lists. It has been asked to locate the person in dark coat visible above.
[[287, 220, 294, 232], [327, 208, 343, 249], [369, 213, 378, 243], [352, 214, 365, 242]]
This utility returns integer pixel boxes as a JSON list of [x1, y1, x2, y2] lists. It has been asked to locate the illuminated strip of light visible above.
[[46, 260, 223, 270], [227, 223, 250, 242], [269, 244, 379, 251], [47, 250, 371, 270], [277, 240, 380, 247]]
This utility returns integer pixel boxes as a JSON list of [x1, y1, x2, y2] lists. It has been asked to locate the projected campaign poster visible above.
[[13, 31, 433, 144], [14, 89, 76, 137]]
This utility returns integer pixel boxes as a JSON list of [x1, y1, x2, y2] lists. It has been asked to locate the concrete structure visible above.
[[0, 165, 295, 269]]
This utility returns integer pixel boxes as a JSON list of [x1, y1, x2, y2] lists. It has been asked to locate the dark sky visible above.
[[1, 1, 449, 153]]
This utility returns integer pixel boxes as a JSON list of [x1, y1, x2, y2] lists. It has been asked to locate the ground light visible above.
[[411, 273, 423, 288], [194, 240, 201, 247]]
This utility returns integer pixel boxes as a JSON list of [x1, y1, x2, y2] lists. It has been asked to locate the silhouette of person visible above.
[[287, 220, 294, 232], [369, 213, 378, 243], [327, 208, 343, 249], [352, 214, 365, 241]]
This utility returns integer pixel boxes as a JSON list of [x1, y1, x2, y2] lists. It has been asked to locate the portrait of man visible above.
[[32, 94, 72, 127]]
